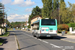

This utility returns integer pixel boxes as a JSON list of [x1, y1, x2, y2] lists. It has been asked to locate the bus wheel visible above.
[[32, 33, 36, 37], [36, 34, 40, 38]]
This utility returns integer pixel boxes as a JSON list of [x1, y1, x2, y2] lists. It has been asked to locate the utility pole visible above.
[[3, 5, 4, 27], [6, 14, 7, 32]]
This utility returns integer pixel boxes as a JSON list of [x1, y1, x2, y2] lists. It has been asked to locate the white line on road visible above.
[[50, 43, 61, 48], [23, 33, 63, 49]]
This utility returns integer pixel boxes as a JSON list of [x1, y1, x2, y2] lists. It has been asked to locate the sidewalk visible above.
[[57, 34, 75, 43], [58, 34, 75, 39], [0, 32, 17, 50]]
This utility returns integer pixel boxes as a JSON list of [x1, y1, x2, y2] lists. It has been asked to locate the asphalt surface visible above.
[[13, 30, 75, 50]]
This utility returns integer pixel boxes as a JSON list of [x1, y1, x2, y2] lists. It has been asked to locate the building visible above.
[[25, 21, 29, 29], [31, 15, 42, 30], [1, 23, 6, 27]]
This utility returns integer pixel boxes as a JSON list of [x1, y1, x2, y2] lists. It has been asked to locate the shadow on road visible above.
[[39, 36, 67, 40], [0, 48, 4, 50], [9, 33, 22, 36]]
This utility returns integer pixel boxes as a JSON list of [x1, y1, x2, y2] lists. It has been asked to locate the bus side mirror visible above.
[[31, 24, 34, 26]]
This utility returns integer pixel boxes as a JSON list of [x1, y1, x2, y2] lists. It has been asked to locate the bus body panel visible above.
[[32, 19, 57, 37]]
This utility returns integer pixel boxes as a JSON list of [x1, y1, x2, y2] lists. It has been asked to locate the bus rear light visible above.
[[56, 31, 57, 33], [40, 30, 41, 34]]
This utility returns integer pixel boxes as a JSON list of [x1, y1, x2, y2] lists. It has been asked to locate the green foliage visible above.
[[10, 22, 26, 28], [67, 23, 75, 27], [59, 2, 70, 24], [42, 0, 52, 19], [71, 23, 75, 27], [32, 6, 42, 16], [0, 32, 9, 37], [60, 0, 64, 3], [58, 24, 69, 33], [28, 6, 42, 26], [53, 0, 59, 10], [0, 3, 5, 25], [28, 24, 31, 28], [0, 3, 3, 7]]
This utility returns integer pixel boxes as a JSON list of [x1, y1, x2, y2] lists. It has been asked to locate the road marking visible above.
[[42, 40, 49, 44], [24, 33, 63, 49], [50, 43, 61, 48]]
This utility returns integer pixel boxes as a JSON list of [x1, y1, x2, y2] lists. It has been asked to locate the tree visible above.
[[72, 4, 75, 23], [53, 0, 59, 10], [10, 22, 26, 28], [31, 6, 42, 17], [28, 6, 42, 27], [0, 3, 5, 26], [42, 0, 52, 19], [60, 0, 64, 3], [59, 2, 69, 24]]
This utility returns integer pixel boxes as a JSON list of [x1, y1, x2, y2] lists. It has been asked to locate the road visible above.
[[12, 30, 75, 50]]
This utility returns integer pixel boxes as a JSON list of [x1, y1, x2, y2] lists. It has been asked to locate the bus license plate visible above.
[[50, 30, 53, 32], [47, 35, 50, 37]]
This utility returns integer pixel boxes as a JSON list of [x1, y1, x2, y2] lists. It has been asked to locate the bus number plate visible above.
[[47, 35, 50, 37], [50, 30, 53, 32]]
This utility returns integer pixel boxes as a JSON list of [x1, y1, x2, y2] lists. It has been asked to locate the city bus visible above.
[[32, 19, 57, 38]]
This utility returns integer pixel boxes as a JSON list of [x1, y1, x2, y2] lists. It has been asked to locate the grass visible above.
[[0, 39, 5, 45], [0, 32, 10, 37], [0, 32, 9, 45], [8, 28, 13, 31]]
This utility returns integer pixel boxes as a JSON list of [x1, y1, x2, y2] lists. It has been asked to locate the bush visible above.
[[70, 23, 75, 27], [58, 24, 69, 33], [28, 25, 31, 28], [67, 23, 75, 27]]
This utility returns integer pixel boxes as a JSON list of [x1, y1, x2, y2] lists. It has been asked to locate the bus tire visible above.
[[32, 32, 36, 37], [36, 34, 40, 38]]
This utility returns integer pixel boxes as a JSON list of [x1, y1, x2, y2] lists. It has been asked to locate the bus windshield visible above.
[[41, 19, 56, 25]]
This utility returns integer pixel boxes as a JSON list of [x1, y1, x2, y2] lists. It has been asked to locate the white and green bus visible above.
[[32, 19, 57, 38]]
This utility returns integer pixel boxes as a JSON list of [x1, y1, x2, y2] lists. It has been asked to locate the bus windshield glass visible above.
[[41, 19, 56, 25]]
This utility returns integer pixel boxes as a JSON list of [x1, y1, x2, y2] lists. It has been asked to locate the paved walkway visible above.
[[0, 32, 17, 50], [58, 34, 75, 39]]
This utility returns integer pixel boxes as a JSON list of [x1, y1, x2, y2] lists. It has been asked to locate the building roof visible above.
[[31, 15, 42, 20], [33, 20, 40, 24]]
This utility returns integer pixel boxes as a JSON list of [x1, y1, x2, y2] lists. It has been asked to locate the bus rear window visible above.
[[41, 19, 56, 25]]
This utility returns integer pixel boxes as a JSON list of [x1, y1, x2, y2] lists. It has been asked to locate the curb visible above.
[[14, 32, 21, 50]]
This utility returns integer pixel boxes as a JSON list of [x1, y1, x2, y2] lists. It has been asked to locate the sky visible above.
[[0, 0, 75, 22]]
